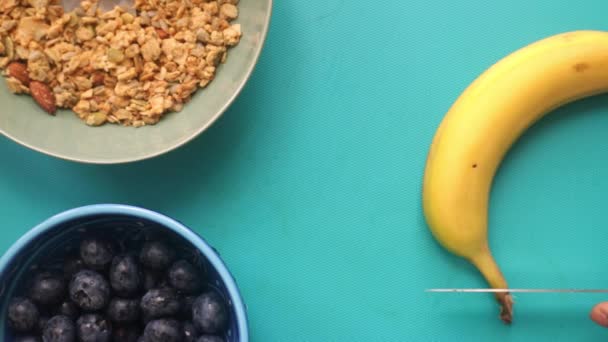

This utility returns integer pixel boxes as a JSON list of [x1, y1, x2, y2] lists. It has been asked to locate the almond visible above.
[[29, 81, 56, 115], [7, 62, 30, 86], [156, 28, 169, 39], [92, 72, 105, 87]]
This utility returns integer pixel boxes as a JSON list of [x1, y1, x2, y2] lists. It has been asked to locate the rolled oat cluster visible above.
[[0, 0, 241, 127]]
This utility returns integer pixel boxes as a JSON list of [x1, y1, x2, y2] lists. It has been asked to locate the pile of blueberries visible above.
[[6, 235, 229, 342]]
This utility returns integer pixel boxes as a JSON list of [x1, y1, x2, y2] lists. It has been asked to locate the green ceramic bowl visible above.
[[0, 1, 272, 164]]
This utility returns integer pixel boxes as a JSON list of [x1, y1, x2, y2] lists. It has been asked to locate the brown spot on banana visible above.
[[573, 62, 590, 72]]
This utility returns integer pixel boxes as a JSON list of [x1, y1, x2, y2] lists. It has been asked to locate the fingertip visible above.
[[590, 302, 608, 327]]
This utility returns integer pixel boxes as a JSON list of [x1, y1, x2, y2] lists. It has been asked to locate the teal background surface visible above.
[[2, 0, 608, 340]]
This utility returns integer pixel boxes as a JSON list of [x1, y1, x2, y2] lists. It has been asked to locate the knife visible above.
[[426, 288, 608, 293]]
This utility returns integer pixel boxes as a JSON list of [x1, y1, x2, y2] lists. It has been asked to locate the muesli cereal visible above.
[[0, 0, 241, 127]]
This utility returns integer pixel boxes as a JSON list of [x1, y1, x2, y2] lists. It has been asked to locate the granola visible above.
[[0, 0, 241, 127]]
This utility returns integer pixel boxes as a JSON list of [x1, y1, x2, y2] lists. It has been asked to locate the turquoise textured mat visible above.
[[2, 0, 608, 340]]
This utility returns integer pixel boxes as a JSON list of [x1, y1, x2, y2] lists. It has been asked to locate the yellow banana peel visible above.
[[423, 30, 608, 324]]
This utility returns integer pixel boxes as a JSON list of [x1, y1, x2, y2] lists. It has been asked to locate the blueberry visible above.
[[63, 257, 86, 280], [43, 315, 75, 342], [183, 321, 198, 342], [69, 270, 110, 311], [107, 298, 140, 322], [76, 314, 111, 342], [56, 301, 79, 320], [111, 325, 140, 342], [14, 336, 42, 342], [28, 271, 66, 306], [80, 237, 114, 271], [110, 254, 142, 296], [167, 260, 203, 294], [192, 292, 228, 334], [8, 297, 39, 332], [196, 336, 223, 342], [180, 295, 197, 319], [143, 319, 182, 342], [139, 241, 175, 271], [140, 288, 180, 319]]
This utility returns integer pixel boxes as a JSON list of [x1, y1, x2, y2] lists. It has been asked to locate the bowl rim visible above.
[[0, 204, 249, 341], [0, 0, 273, 165]]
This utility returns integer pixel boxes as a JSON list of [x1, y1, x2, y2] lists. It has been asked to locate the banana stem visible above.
[[471, 249, 513, 324]]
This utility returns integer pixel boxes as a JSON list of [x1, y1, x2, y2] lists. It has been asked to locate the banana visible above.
[[422, 30, 608, 324]]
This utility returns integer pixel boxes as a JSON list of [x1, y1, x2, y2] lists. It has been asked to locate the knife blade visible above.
[[426, 288, 608, 293]]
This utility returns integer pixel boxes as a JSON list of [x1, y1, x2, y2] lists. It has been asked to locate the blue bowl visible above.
[[0, 204, 248, 341]]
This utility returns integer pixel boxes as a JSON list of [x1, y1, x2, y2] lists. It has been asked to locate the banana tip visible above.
[[499, 293, 514, 324]]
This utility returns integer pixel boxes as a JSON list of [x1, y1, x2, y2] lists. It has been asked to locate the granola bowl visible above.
[[0, 0, 272, 164]]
